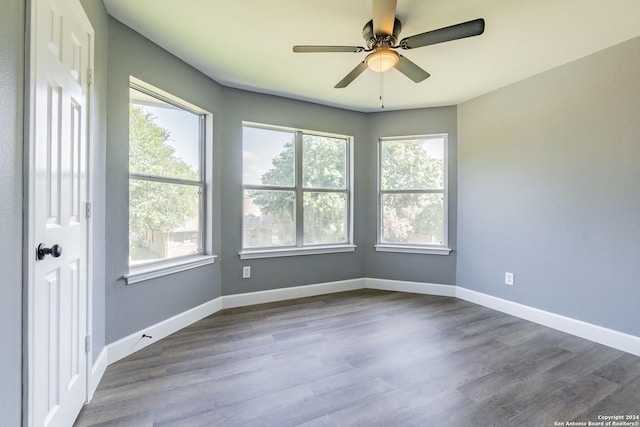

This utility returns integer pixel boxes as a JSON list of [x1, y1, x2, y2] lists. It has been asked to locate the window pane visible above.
[[381, 138, 444, 190], [381, 193, 444, 245], [129, 180, 201, 265], [129, 88, 200, 180], [243, 190, 295, 248], [303, 135, 346, 189], [243, 127, 295, 187], [303, 192, 347, 245]]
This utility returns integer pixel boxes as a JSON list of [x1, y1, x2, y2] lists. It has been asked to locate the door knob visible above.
[[37, 243, 62, 260]]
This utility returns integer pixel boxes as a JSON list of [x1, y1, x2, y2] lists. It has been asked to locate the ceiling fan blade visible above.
[[372, 0, 397, 36], [335, 61, 368, 88], [293, 45, 365, 53], [394, 55, 430, 83], [400, 18, 485, 50]]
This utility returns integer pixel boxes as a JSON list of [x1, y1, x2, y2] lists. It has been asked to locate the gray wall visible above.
[[1, 0, 24, 424], [364, 107, 458, 285], [5, 5, 639, 422], [104, 17, 458, 338], [220, 88, 368, 296], [457, 36, 640, 336], [105, 19, 224, 342]]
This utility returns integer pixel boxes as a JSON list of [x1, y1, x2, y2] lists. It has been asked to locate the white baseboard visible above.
[[97, 277, 639, 392], [365, 277, 456, 297], [364, 279, 639, 356], [221, 278, 365, 309], [105, 297, 223, 365], [88, 348, 107, 401], [456, 287, 640, 357], [103, 278, 365, 367]]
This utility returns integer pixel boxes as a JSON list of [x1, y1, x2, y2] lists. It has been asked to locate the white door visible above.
[[27, 0, 93, 425]]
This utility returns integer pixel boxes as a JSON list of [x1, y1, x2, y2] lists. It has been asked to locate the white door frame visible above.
[[23, 0, 95, 424]]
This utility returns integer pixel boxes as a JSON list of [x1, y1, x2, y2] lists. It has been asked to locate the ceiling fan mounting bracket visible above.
[[362, 18, 402, 50]]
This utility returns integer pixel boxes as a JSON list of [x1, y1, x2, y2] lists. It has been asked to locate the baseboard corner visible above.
[[105, 297, 223, 365], [88, 347, 107, 402]]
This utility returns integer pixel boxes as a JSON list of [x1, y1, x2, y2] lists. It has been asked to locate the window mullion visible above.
[[199, 115, 205, 182], [380, 189, 445, 195], [301, 187, 348, 193], [243, 184, 294, 192], [295, 131, 304, 247], [129, 173, 201, 187], [197, 186, 204, 253], [199, 114, 206, 253]]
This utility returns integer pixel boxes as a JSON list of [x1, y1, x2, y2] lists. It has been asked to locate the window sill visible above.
[[239, 245, 357, 260], [124, 255, 217, 285], [375, 244, 452, 256]]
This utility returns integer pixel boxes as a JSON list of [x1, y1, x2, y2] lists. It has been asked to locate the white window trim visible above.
[[240, 122, 354, 258], [124, 255, 217, 285], [375, 244, 451, 255], [377, 134, 450, 254], [240, 244, 357, 260], [126, 77, 216, 282]]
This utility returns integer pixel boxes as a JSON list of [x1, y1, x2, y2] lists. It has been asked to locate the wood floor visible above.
[[75, 289, 640, 427]]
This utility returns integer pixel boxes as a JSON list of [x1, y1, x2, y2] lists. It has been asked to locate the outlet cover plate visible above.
[[505, 272, 514, 286]]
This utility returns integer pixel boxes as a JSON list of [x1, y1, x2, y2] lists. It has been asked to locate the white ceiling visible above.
[[103, 0, 640, 112]]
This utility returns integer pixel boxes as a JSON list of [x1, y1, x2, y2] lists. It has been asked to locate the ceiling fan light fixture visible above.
[[366, 49, 399, 73]]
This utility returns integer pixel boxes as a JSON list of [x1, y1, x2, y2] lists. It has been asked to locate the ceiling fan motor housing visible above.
[[362, 18, 402, 50]]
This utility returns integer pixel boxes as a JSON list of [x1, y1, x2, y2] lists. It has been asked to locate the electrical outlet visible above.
[[242, 266, 251, 279], [505, 272, 514, 286]]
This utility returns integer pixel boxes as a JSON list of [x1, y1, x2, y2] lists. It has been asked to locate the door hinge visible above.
[[85, 335, 91, 353], [87, 68, 93, 87], [85, 202, 91, 219]]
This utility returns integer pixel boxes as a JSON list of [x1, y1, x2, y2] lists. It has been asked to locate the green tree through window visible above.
[[243, 126, 349, 249], [379, 136, 447, 246], [129, 102, 202, 264]]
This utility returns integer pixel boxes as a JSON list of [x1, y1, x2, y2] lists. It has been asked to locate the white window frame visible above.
[[124, 78, 216, 284], [240, 122, 356, 259], [376, 134, 451, 256]]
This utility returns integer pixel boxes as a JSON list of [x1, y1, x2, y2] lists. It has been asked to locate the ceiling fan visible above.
[[293, 0, 485, 88]]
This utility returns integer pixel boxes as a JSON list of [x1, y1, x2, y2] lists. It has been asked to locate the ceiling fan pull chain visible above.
[[380, 68, 385, 109]]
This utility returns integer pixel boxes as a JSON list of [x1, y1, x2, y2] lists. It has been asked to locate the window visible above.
[[377, 135, 451, 255], [241, 123, 354, 258], [128, 81, 210, 271]]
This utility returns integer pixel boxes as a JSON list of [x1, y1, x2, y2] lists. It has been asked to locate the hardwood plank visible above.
[[75, 290, 640, 426]]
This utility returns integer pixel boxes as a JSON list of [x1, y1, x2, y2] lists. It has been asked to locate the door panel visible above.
[[29, 0, 93, 425], [46, 81, 62, 227]]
